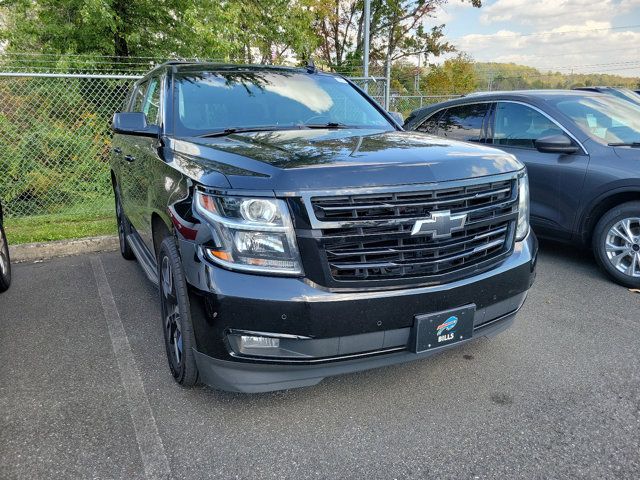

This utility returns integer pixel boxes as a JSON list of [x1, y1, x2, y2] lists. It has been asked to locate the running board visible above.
[[126, 231, 159, 286]]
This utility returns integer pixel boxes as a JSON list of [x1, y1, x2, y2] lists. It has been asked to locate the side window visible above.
[[416, 111, 443, 134], [143, 77, 161, 125], [130, 80, 148, 112], [437, 104, 489, 142], [492, 102, 564, 149]]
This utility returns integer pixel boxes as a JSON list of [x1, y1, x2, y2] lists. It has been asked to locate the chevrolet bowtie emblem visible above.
[[411, 210, 467, 238]]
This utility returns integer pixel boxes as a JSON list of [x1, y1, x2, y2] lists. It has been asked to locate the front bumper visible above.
[[180, 231, 538, 393]]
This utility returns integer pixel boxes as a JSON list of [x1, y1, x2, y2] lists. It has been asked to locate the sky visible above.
[[428, 0, 640, 77]]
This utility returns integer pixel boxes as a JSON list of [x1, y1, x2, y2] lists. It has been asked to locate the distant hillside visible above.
[[389, 58, 640, 97], [474, 62, 640, 92]]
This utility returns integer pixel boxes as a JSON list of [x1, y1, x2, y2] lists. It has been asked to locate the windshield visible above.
[[172, 70, 393, 136], [552, 95, 640, 144], [607, 88, 640, 106]]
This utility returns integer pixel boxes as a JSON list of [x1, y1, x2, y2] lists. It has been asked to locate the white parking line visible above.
[[91, 256, 171, 480]]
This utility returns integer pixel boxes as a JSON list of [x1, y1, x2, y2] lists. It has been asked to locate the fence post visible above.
[[384, 57, 391, 110], [363, 0, 371, 93]]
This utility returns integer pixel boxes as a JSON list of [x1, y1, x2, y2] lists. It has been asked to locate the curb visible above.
[[9, 235, 119, 263]]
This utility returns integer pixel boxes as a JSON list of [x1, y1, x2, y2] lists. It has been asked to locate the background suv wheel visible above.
[[0, 223, 11, 292], [593, 201, 640, 288]]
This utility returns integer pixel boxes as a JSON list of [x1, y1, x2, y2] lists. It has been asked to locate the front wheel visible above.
[[158, 237, 199, 387], [593, 201, 640, 288], [0, 224, 11, 292]]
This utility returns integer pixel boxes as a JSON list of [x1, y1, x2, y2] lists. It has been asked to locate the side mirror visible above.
[[534, 134, 579, 154], [388, 111, 404, 125], [112, 112, 160, 137]]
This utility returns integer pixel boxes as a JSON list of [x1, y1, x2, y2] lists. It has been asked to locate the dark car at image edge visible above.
[[0, 200, 11, 292], [404, 90, 640, 288], [110, 62, 537, 393]]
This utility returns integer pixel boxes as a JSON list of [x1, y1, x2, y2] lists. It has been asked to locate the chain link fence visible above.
[[348, 77, 388, 107], [0, 73, 139, 221]]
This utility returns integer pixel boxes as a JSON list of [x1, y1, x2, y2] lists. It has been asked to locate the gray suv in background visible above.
[[405, 90, 640, 287]]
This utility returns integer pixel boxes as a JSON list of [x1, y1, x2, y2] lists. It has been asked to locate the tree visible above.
[[424, 53, 477, 95], [180, 0, 319, 63], [312, 0, 481, 72], [0, 0, 320, 63], [0, 0, 193, 58]]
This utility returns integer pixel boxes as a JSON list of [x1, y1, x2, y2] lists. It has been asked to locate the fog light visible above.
[[240, 335, 280, 349]]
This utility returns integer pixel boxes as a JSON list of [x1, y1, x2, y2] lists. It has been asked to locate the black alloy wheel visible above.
[[158, 237, 199, 387]]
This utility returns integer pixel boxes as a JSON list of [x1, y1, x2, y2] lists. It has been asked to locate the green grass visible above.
[[5, 208, 117, 244]]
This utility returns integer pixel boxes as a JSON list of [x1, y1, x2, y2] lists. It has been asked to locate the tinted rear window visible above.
[[437, 104, 489, 142]]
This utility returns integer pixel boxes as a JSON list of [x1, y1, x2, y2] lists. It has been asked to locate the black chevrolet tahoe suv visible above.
[[110, 62, 537, 393]]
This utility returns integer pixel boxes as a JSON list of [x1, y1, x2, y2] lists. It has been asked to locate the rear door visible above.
[[488, 101, 590, 239], [116, 79, 148, 226], [432, 103, 491, 143]]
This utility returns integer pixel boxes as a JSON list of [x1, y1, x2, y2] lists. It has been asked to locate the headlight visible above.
[[194, 191, 303, 275], [516, 172, 530, 241]]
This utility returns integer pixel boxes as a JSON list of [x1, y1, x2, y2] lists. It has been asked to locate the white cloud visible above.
[[451, 2, 640, 77], [434, 0, 478, 24], [479, 0, 640, 28]]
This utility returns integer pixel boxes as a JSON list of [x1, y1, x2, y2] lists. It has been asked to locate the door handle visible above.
[[112, 147, 122, 155], [124, 155, 136, 162]]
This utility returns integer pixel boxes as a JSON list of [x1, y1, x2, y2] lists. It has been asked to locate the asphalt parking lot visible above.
[[1, 242, 639, 480]]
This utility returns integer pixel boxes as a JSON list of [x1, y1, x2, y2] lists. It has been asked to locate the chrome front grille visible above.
[[312, 181, 513, 222], [306, 177, 519, 284]]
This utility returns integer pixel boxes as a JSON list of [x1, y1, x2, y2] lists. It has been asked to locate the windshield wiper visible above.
[[304, 122, 352, 129], [198, 123, 356, 137], [607, 142, 640, 147], [199, 126, 299, 138]]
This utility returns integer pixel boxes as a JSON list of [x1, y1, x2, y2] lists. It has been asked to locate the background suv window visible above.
[[437, 104, 489, 142], [553, 96, 640, 144], [493, 102, 563, 148]]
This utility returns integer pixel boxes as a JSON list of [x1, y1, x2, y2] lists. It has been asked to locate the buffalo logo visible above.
[[436, 316, 458, 336]]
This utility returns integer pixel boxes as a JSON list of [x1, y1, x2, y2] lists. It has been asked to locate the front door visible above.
[[128, 76, 163, 253], [488, 101, 590, 240], [116, 79, 147, 235]]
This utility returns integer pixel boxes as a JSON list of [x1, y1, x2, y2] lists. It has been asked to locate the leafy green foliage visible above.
[[0, 0, 191, 57], [0, 0, 320, 63], [425, 54, 478, 94]]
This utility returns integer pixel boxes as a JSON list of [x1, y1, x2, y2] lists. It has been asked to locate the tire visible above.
[[0, 224, 11, 292], [592, 201, 640, 288], [114, 186, 135, 260], [158, 236, 199, 387]]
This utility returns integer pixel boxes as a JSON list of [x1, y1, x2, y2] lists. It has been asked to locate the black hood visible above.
[[167, 128, 523, 191]]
